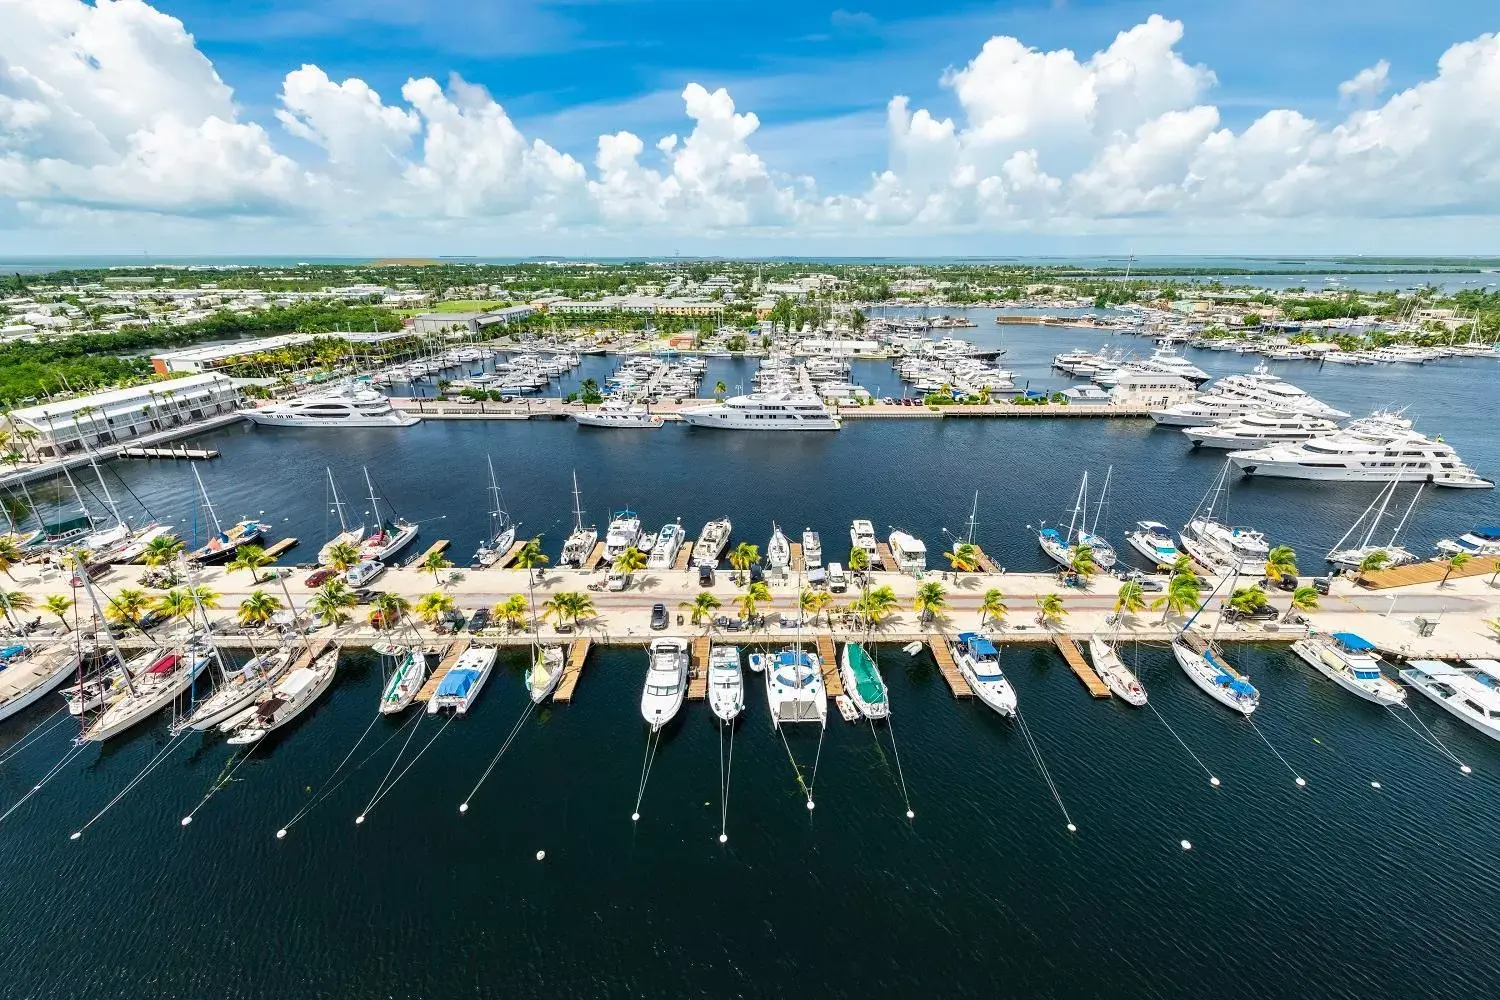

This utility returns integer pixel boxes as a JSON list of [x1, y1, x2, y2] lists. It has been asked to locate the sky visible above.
[[1, 0, 1498, 256]]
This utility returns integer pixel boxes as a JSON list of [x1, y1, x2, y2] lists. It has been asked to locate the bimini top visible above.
[[958, 632, 998, 657], [1331, 632, 1376, 652], [436, 669, 479, 699]]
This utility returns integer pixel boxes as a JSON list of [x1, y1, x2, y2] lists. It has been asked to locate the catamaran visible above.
[[839, 643, 890, 720], [318, 468, 364, 565], [948, 632, 1017, 716], [224, 646, 341, 744], [527, 644, 565, 704], [692, 517, 732, 567], [358, 467, 420, 562], [1086, 635, 1147, 706], [474, 456, 517, 567], [427, 645, 498, 714], [1291, 632, 1406, 705], [707, 644, 744, 721], [560, 470, 598, 568], [640, 638, 688, 731], [378, 646, 429, 714], [765, 647, 828, 728]]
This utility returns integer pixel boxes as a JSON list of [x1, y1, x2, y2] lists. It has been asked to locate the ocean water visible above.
[[1, 328, 1498, 998]]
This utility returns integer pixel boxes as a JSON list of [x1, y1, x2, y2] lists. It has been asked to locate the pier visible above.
[[118, 445, 219, 460], [789, 542, 804, 572], [1053, 635, 1111, 698], [673, 543, 692, 570], [489, 540, 525, 569], [927, 637, 974, 698], [415, 638, 471, 703], [1357, 556, 1500, 590], [875, 542, 894, 571], [552, 638, 592, 702], [414, 539, 450, 565], [583, 542, 607, 572], [816, 634, 845, 696], [971, 547, 1002, 574], [263, 537, 299, 560], [688, 636, 710, 700]]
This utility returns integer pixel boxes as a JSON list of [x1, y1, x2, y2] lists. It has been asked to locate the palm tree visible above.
[[682, 591, 722, 627], [0, 588, 34, 629], [104, 587, 152, 633], [1229, 586, 1271, 614], [324, 541, 362, 573], [945, 542, 979, 573], [371, 592, 413, 633], [153, 588, 196, 624], [42, 594, 74, 631], [1153, 573, 1203, 623], [799, 587, 832, 627], [979, 588, 1008, 627], [914, 580, 947, 624], [238, 589, 282, 628], [857, 584, 898, 628], [543, 591, 595, 630], [736, 580, 772, 621], [1439, 551, 1472, 587], [1169, 554, 1194, 577], [728, 542, 759, 584], [1069, 543, 1098, 578], [421, 549, 454, 585], [713, 380, 727, 400], [514, 536, 548, 584], [0, 534, 20, 579], [415, 590, 456, 627], [1035, 593, 1066, 628], [308, 579, 357, 626], [612, 545, 647, 581], [227, 544, 273, 584], [141, 534, 185, 568], [1284, 585, 1319, 622], [848, 546, 870, 575], [492, 595, 529, 631], [1357, 549, 1391, 580], [1113, 580, 1147, 621], [1263, 544, 1298, 584]]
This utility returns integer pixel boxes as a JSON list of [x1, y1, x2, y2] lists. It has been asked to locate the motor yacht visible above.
[[1125, 521, 1182, 567], [802, 530, 822, 569], [764, 648, 827, 728], [647, 520, 684, 570], [948, 632, 1017, 716], [850, 519, 878, 564], [680, 391, 841, 431], [692, 517, 732, 567], [1291, 633, 1405, 705], [640, 638, 688, 731], [887, 530, 927, 574], [1230, 414, 1491, 488], [245, 384, 421, 428], [1435, 525, 1500, 557], [1182, 410, 1342, 449], [1150, 368, 1347, 426], [1399, 660, 1500, 742], [571, 401, 664, 428], [427, 645, 498, 714], [604, 510, 643, 561], [707, 645, 744, 722]]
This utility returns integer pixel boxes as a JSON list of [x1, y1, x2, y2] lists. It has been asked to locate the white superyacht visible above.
[[680, 391, 841, 431], [245, 383, 420, 428], [1182, 410, 1341, 449], [1151, 367, 1348, 426], [1230, 413, 1492, 488]]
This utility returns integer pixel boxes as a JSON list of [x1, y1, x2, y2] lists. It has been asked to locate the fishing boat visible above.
[[802, 529, 822, 569], [640, 637, 688, 731], [1291, 633, 1406, 705], [0, 643, 82, 723], [80, 642, 215, 742], [560, 471, 597, 568], [948, 632, 1017, 716], [839, 643, 890, 720], [764, 647, 827, 729], [318, 468, 365, 564], [647, 519, 684, 570], [474, 456, 517, 566], [357, 467, 419, 562], [526, 644, 565, 704], [188, 466, 267, 565], [1086, 635, 1147, 706], [428, 645, 498, 714], [224, 646, 341, 744], [604, 509, 643, 560], [692, 517, 732, 567], [378, 646, 429, 715], [887, 530, 927, 574], [767, 524, 791, 571], [178, 646, 294, 731], [1398, 660, 1500, 742], [707, 644, 744, 721], [1324, 480, 1422, 570], [1124, 521, 1182, 567]]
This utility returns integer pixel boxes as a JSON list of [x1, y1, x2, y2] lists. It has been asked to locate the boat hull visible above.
[[226, 653, 339, 744], [1291, 640, 1405, 706], [82, 651, 213, 742], [1230, 456, 1493, 488], [1171, 641, 1257, 715], [0, 648, 82, 723]]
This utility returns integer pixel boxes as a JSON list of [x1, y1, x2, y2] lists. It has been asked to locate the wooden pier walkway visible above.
[[815, 634, 844, 696], [673, 542, 692, 570], [118, 445, 219, 460], [583, 541, 607, 572], [414, 539, 450, 565], [928, 636, 974, 698], [789, 542, 804, 572], [553, 638, 592, 702], [972, 546, 1001, 574], [688, 635, 710, 700], [491, 539, 525, 569], [263, 537, 298, 560], [1357, 555, 1500, 590], [289, 637, 330, 673], [415, 638, 471, 703], [875, 542, 894, 570], [1054, 635, 1111, 698]]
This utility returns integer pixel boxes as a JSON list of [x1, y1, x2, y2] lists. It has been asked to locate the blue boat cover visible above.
[[0, 644, 25, 660], [1474, 525, 1500, 539], [1331, 632, 1375, 651], [1040, 527, 1062, 541], [774, 650, 815, 668], [436, 668, 478, 698], [1229, 679, 1257, 697], [958, 632, 998, 657]]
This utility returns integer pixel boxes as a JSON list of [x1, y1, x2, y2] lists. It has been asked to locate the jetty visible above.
[[414, 539, 450, 564], [687, 636, 710, 700], [489, 539, 526, 569], [1357, 556, 1500, 590], [1054, 635, 1111, 698], [971, 547, 1002, 574], [118, 445, 219, 460], [553, 638, 592, 702], [927, 637, 974, 698], [789, 542, 804, 572], [263, 537, 298, 560], [876, 541, 894, 571], [415, 638, 471, 703], [816, 634, 844, 696], [583, 542, 607, 572], [673, 543, 692, 570]]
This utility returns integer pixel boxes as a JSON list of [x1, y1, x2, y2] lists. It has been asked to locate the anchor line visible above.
[[1385, 705, 1470, 771], [281, 710, 419, 834], [1015, 708, 1075, 831], [775, 723, 814, 803], [73, 731, 192, 838], [0, 741, 91, 825], [1245, 716, 1306, 786], [717, 718, 736, 838], [361, 712, 456, 820], [1146, 702, 1220, 784], [0, 706, 70, 767], [183, 730, 271, 823], [866, 713, 915, 818], [632, 726, 664, 817], [357, 710, 426, 819], [462, 700, 540, 809]]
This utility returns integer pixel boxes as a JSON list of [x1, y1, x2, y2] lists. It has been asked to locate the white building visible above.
[[1109, 372, 1197, 408], [794, 337, 883, 357], [8, 374, 241, 457]]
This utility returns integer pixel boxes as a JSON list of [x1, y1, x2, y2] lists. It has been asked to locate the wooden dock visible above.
[[816, 634, 844, 696], [415, 638, 471, 703], [972, 546, 1001, 574], [415, 539, 450, 564], [1054, 635, 1111, 698], [490, 539, 525, 569], [288, 637, 330, 673], [1357, 555, 1500, 590], [118, 445, 219, 460], [688, 635, 710, 700], [789, 542, 804, 572], [673, 542, 692, 570], [875, 542, 894, 570], [263, 537, 298, 560], [583, 541, 607, 572], [928, 637, 974, 698], [553, 638, 592, 702]]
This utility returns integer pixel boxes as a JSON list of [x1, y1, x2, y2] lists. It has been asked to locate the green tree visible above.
[[856, 584, 898, 627], [848, 546, 870, 574], [227, 544, 273, 584], [323, 540, 362, 572], [1264, 544, 1298, 584], [1035, 593, 1066, 627], [104, 587, 153, 633], [612, 545, 647, 577], [421, 548, 454, 585], [1153, 573, 1203, 623], [1113, 580, 1147, 620], [682, 591, 722, 627], [1357, 550, 1391, 579], [371, 592, 413, 632], [945, 542, 979, 573], [1284, 585, 1319, 622], [799, 587, 832, 627], [0, 588, 34, 629], [415, 590, 456, 626], [979, 588, 1008, 627], [914, 580, 947, 624], [42, 594, 74, 631], [0, 534, 21, 580], [543, 591, 595, 630], [141, 534, 185, 567], [1229, 586, 1271, 614], [736, 580, 772, 621], [309, 579, 357, 626], [492, 594, 529, 631], [728, 542, 759, 583], [238, 590, 282, 628], [713, 380, 728, 400], [1069, 544, 1098, 578], [1440, 551, 1472, 587]]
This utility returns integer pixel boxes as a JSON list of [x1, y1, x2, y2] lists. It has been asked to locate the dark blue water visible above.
[[2, 329, 1498, 998]]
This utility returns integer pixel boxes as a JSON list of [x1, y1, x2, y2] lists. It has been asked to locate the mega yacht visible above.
[[1435, 525, 1500, 557], [1135, 347, 1209, 385], [81, 643, 215, 742], [802, 530, 822, 569], [1150, 368, 1348, 426], [527, 645, 566, 704], [1125, 521, 1182, 567], [767, 524, 791, 571], [604, 510, 643, 561], [571, 400, 664, 429], [680, 391, 841, 431], [1230, 414, 1492, 488], [1399, 660, 1500, 742], [839, 643, 890, 720], [224, 646, 341, 744], [764, 647, 828, 728], [640, 638, 688, 731], [1086, 635, 1147, 706], [948, 632, 1017, 716], [1291, 633, 1405, 706], [427, 645, 498, 714], [692, 517, 732, 567], [378, 647, 429, 715], [245, 384, 420, 427], [707, 644, 744, 722], [887, 530, 927, 574], [0, 644, 82, 723], [1182, 410, 1342, 449]]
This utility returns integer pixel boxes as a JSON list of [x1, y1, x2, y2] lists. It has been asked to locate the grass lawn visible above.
[[431, 300, 510, 313]]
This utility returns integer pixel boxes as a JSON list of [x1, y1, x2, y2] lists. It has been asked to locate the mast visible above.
[[1359, 478, 1399, 550], [60, 465, 97, 532], [192, 464, 224, 537], [363, 466, 384, 530], [327, 468, 349, 535], [1327, 486, 1387, 557], [486, 455, 503, 524], [1065, 472, 1088, 547], [1386, 483, 1423, 549], [89, 455, 127, 530], [1090, 465, 1113, 536], [78, 568, 137, 697], [570, 469, 584, 533], [965, 491, 979, 547]]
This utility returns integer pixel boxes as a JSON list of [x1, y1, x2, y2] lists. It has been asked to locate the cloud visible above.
[[1338, 60, 1391, 104]]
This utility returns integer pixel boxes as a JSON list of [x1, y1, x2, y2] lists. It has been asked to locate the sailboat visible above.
[[428, 645, 498, 714], [560, 470, 597, 568], [764, 644, 827, 729], [1325, 480, 1422, 570], [474, 456, 517, 566], [1179, 460, 1269, 575], [189, 465, 268, 564], [318, 469, 364, 565], [1086, 634, 1147, 706], [1038, 472, 1089, 569], [78, 456, 134, 557], [527, 644, 565, 703], [176, 645, 295, 732], [378, 646, 429, 714], [1076, 465, 1118, 568], [224, 645, 342, 744], [839, 642, 890, 720], [767, 524, 791, 571], [358, 466, 419, 562], [1170, 570, 1260, 714]]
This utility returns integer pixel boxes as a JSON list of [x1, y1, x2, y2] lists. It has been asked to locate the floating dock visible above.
[[263, 537, 298, 560], [583, 542, 607, 572], [489, 539, 526, 569], [816, 634, 844, 696], [552, 638, 592, 702], [118, 445, 219, 460], [1357, 556, 1500, 590], [415, 638, 471, 703], [971, 546, 1001, 574], [687, 636, 710, 700], [927, 637, 974, 698], [789, 542, 804, 572], [1054, 635, 1111, 698]]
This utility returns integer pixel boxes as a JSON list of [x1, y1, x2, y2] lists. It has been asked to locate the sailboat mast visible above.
[[966, 491, 979, 546], [192, 464, 223, 536], [486, 455, 502, 521], [1387, 483, 1423, 548], [363, 466, 383, 529], [79, 572, 136, 697], [571, 470, 584, 532], [89, 455, 126, 529], [1359, 479, 1399, 549], [1065, 472, 1087, 546], [1091, 465, 1113, 536], [61, 465, 97, 531], [327, 468, 349, 534]]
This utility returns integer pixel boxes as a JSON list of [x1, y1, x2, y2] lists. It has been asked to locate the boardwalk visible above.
[[1054, 635, 1111, 698], [927, 636, 974, 698], [673, 543, 692, 570], [553, 638, 592, 702], [815, 634, 844, 696], [414, 539, 450, 565], [789, 542, 804, 572], [688, 635, 710, 700], [490, 540, 526, 570], [583, 542, 607, 572], [264, 537, 299, 560], [972, 546, 1001, 574], [875, 542, 894, 571], [415, 638, 471, 703], [1358, 556, 1500, 590]]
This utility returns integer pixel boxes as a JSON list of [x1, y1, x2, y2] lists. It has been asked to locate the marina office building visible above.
[[7, 374, 240, 457]]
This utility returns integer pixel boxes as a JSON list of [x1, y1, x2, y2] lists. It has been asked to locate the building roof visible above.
[[150, 333, 314, 366], [10, 373, 233, 421]]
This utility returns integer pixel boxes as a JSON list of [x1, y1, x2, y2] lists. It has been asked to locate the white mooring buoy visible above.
[[906, 809, 915, 820], [276, 829, 287, 839], [1181, 839, 1192, 851], [718, 833, 727, 844], [459, 803, 469, 814], [1067, 823, 1077, 833], [1295, 777, 1307, 788], [1210, 776, 1221, 787], [1461, 764, 1473, 775], [535, 850, 545, 862], [631, 812, 640, 822], [69, 831, 81, 841], [806, 799, 815, 811], [355, 815, 365, 825], [180, 816, 192, 827], [1371, 781, 1382, 790]]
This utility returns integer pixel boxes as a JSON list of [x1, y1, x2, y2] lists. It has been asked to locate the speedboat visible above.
[[802, 529, 822, 569], [640, 638, 688, 731], [178, 647, 294, 731], [1125, 521, 1181, 567], [224, 647, 341, 744], [0, 644, 82, 723], [839, 643, 890, 720], [427, 645, 497, 714], [1291, 633, 1405, 706], [527, 644, 565, 704], [1086, 635, 1147, 706], [378, 647, 429, 715], [888, 530, 927, 574], [571, 401, 664, 428], [80, 643, 215, 742], [1435, 525, 1500, 557], [692, 517, 732, 567], [1171, 635, 1258, 715], [707, 645, 744, 722], [767, 524, 791, 571], [1399, 660, 1500, 742], [191, 518, 267, 564], [949, 632, 1017, 716], [764, 648, 827, 728], [647, 520, 684, 570]]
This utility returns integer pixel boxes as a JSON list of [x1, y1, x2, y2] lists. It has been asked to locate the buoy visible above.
[[631, 812, 640, 822], [806, 799, 815, 811], [355, 815, 365, 825], [1295, 776, 1306, 787], [1461, 764, 1473, 774], [1210, 776, 1221, 787], [180, 816, 192, 826], [1067, 823, 1077, 833], [459, 803, 469, 814], [1181, 839, 1192, 851], [69, 831, 81, 841], [535, 850, 545, 861], [906, 809, 915, 819], [718, 833, 727, 844], [1370, 781, 1382, 790], [276, 829, 287, 839]]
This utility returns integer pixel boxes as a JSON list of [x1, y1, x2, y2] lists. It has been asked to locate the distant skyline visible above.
[[2, 1, 1498, 255]]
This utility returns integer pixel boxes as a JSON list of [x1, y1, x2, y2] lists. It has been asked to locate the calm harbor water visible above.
[[2, 330, 1498, 998]]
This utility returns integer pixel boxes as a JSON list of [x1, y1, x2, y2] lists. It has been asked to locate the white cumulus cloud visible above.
[[1338, 60, 1391, 104]]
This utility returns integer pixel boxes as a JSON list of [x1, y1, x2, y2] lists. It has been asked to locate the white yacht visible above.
[[1182, 410, 1342, 449], [887, 530, 927, 574], [1435, 525, 1500, 557], [647, 520, 685, 570], [571, 401, 663, 428], [527, 645, 566, 704], [764, 647, 828, 728], [1172, 634, 1259, 715], [680, 391, 841, 431], [1087, 635, 1147, 706], [1399, 660, 1500, 742], [802, 530, 822, 569], [839, 643, 890, 720], [81, 643, 215, 742], [692, 517, 732, 567], [707, 644, 744, 722], [427, 645, 497, 714], [377, 647, 429, 715], [640, 638, 688, 731], [1125, 521, 1182, 567], [1150, 368, 1347, 426], [561, 471, 597, 568], [1291, 633, 1405, 706], [474, 456, 517, 567], [178, 646, 294, 732], [0, 644, 82, 723], [850, 519, 878, 564], [1135, 347, 1209, 385], [224, 647, 341, 744], [245, 384, 420, 427], [1230, 414, 1492, 488], [603, 509, 643, 561], [767, 524, 791, 571], [949, 632, 1017, 716]]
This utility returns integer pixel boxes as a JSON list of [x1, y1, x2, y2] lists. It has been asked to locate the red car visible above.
[[304, 567, 338, 588]]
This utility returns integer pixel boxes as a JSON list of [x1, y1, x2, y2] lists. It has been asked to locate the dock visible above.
[[1054, 635, 1111, 698], [674, 543, 692, 570], [927, 637, 974, 698], [288, 637, 330, 673], [972, 546, 1001, 574], [414, 539, 450, 565], [118, 445, 219, 460], [789, 542, 804, 572], [583, 542, 607, 572], [553, 638, 592, 702], [875, 542, 894, 570], [816, 634, 844, 696], [263, 537, 298, 560], [489, 539, 526, 569], [688, 635, 710, 700], [1357, 556, 1500, 590], [415, 638, 471, 703]]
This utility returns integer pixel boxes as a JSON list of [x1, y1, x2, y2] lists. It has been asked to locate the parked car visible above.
[[467, 608, 491, 632], [346, 560, 386, 587], [1311, 577, 1332, 596], [68, 562, 108, 588], [1268, 574, 1298, 592], [698, 564, 715, 587], [352, 588, 381, 605], [650, 604, 668, 630], [304, 567, 338, 588], [1223, 604, 1279, 623]]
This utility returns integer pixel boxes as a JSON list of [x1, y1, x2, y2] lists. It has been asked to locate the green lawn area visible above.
[[431, 299, 510, 312]]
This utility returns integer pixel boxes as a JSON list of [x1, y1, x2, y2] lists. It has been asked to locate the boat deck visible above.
[[1177, 631, 1211, 656], [415, 638, 471, 703], [687, 636, 710, 700], [1054, 635, 1111, 698], [263, 537, 298, 560], [489, 540, 525, 569], [815, 634, 844, 696], [789, 542, 804, 572], [928, 637, 974, 698], [583, 542, 607, 572], [552, 638, 592, 702], [1357, 556, 1500, 590]]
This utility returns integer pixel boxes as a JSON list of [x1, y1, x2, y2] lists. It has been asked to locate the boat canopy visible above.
[[148, 654, 179, 675], [1472, 526, 1500, 539], [1331, 632, 1376, 652], [0, 644, 25, 660], [958, 632, 998, 657], [436, 669, 478, 699], [845, 644, 886, 704]]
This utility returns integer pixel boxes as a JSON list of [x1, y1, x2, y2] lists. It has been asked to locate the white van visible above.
[[346, 560, 386, 587], [827, 562, 847, 593]]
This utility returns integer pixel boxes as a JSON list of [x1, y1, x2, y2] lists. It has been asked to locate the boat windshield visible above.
[[646, 682, 679, 696]]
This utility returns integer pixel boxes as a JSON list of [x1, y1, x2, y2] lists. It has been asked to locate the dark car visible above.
[[650, 604, 668, 630], [1223, 605, 1280, 623], [699, 564, 715, 587], [1268, 574, 1298, 592], [467, 608, 491, 632], [1311, 577, 1332, 596], [1122, 570, 1165, 592], [304, 567, 338, 588], [749, 564, 764, 584], [68, 562, 108, 587], [352, 588, 381, 605]]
